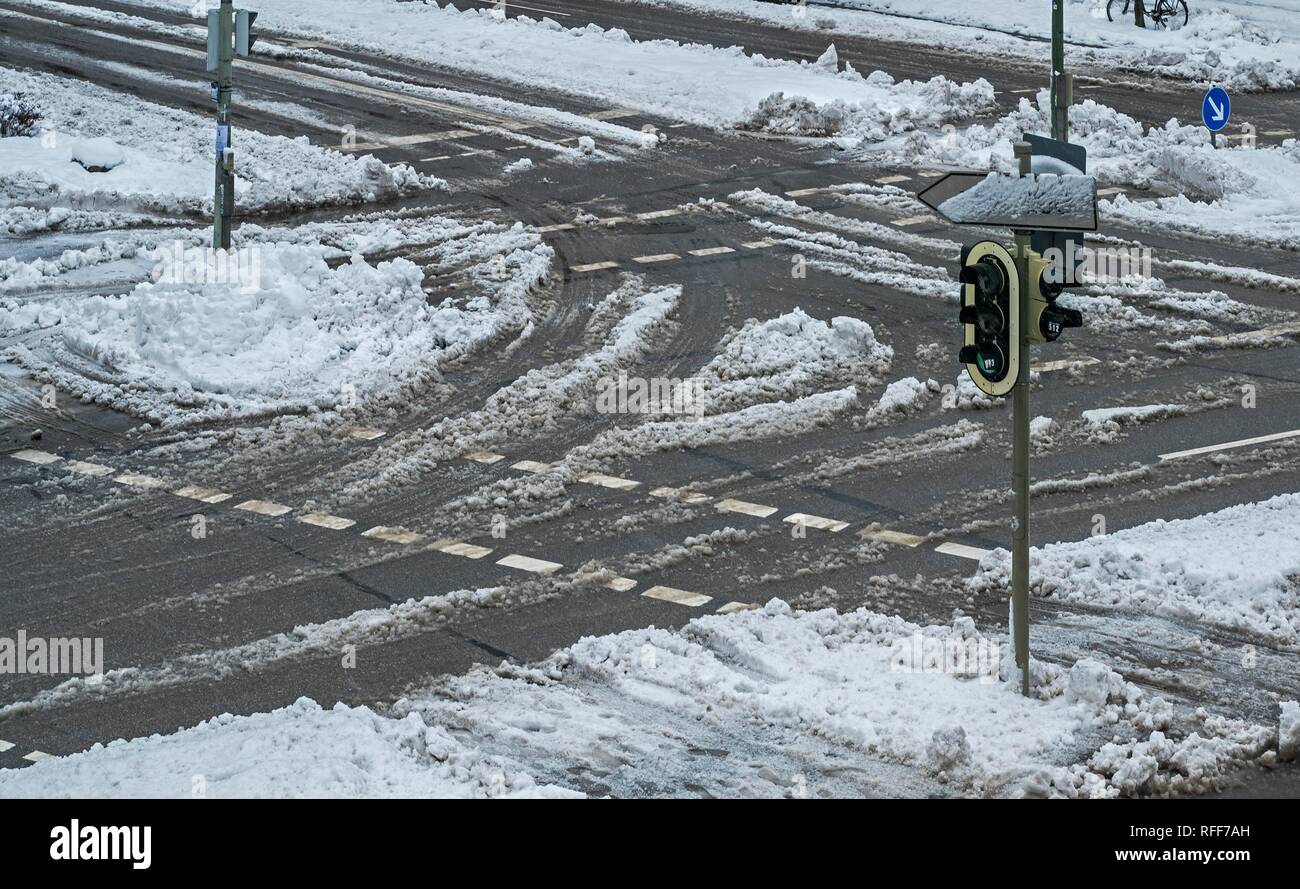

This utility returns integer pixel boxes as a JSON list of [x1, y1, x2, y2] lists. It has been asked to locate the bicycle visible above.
[[1106, 0, 1190, 30]]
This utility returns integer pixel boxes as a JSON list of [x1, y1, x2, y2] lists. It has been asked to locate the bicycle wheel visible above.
[[1164, 0, 1189, 29], [1106, 0, 1132, 23]]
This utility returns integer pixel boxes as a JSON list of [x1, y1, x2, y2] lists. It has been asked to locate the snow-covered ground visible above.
[[0, 66, 434, 218], [0, 598, 1286, 798], [622, 0, 1300, 90], [971, 492, 1300, 645], [81, 0, 995, 143]]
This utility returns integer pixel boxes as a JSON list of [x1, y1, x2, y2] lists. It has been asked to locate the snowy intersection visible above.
[[0, 0, 1298, 803]]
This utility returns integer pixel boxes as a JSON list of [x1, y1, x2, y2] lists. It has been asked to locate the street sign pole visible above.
[[1050, 0, 1068, 142], [1011, 142, 1033, 697], [210, 0, 235, 250]]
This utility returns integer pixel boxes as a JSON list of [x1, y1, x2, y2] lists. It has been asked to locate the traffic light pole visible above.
[[1050, 0, 1070, 142], [213, 0, 234, 250], [1011, 142, 1033, 697]]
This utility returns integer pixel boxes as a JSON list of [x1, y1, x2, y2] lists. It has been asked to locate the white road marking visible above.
[[1031, 356, 1100, 373], [1263, 129, 1294, 137], [861, 529, 926, 547], [418, 154, 453, 162], [235, 499, 293, 517], [632, 253, 681, 264], [362, 525, 424, 545], [349, 427, 386, 441], [783, 513, 849, 533], [431, 539, 494, 559], [10, 449, 59, 465], [1159, 428, 1300, 462], [173, 485, 232, 505], [64, 460, 113, 477], [299, 513, 356, 531], [1096, 187, 1127, 196], [22, 751, 52, 762], [642, 585, 711, 607], [875, 174, 911, 184], [1191, 321, 1300, 347], [688, 246, 736, 257], [741, 239, 776, 249], [533, 223, 576, 233], [636, 208, 682, 220], [892, 215, 938, 227], [579, 473, 640, 490], [717, 601, 758, 614], [716, 498, 779, 518], [342, 128, 481, 151], [0, 739, 13, 752], [596, 216, 630, 225], [649, 486, 712, 504], [588, 108, 639, 120], [497, 553, 563, 574], [114, 473, 166, 490], [573, 570, 638, 591], [463, 449, 506, 464], [934, 542, 992, 560], [571, 261, 620, 272], [784, 187, 830, 197], [512, 459, 552, 473], [918, 170, 946, 178]]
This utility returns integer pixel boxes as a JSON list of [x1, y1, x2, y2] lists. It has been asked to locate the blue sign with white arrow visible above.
[[1202, 85, 1231, 133]]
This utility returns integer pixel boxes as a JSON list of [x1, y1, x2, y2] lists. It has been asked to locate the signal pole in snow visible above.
[[1050, 0, 1071, 142], [206, 0, 256, 250]]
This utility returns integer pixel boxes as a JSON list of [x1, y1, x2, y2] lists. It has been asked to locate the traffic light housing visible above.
[[235, 10, 257, 57], [1025, 249, 1082, 345], [958, 241, 1020, 397]]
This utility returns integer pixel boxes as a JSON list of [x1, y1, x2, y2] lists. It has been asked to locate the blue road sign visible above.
[[1202, 85, 1231, 133]]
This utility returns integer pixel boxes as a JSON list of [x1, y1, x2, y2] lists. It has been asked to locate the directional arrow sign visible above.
[[1202, 85, 1231, 133], [918, 171, 1098, 232]]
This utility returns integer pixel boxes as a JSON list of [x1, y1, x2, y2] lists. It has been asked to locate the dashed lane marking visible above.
[[642, 585, 711, 607], [343, 128, 482, 151], [464, 449, 507, 464], [349, 427, 386, 441], [64, 460, 113, 477], [1191, 321, 1300, 347], [114, 473, 166, 490], [861, 529, 926, 547], [783, 513, 849, 533], [875, 175, 911, 184], [234, 499, 293, 518], [715, 498, 779, 519], [1096, 187, 1127, 197], [918, 170, 946, 178], [632, 253, 681, 264], [588, 108, 639, 120], [362, 525, 424, 545], [742, 239, 776, 249], [573, 570, 637, 592], [299, 513, 356, 531], [571, 261, 620, 273], [784, 187, 832, 197], [0, 739, 12, 752], [892, 215, 938, 227], [579, 473, 641, 491], [649, 486, 712, 504], [636, 208, 683, 220], [497, 553, 563, 575], [934, 542, 992, 560], [512, 459, 552, 473], [10, 449, 60, 465], [717, 601, 758, 614], [418, 154, 453, 162], [1032, 356, 1100, 373], [22, 751, 52, 763], [1159, 428, 1300, 462], [1263, 129, 1294, 137], [173, 485, 232, 505], [533, 223, 576, 233], [431, 539, 494, 559], [689, 246, 736, 257]]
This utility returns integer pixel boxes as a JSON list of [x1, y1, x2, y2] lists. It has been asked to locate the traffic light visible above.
[[958, 241, 1020, 397], [235, 10, 257, 57], [1025, 248, 1082, 345]]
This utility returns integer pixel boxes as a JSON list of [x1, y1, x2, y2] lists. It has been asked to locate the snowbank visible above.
[[0, 66, 434, 217], [970, 492, 1300, 645], [3, 600, 1267, 798]]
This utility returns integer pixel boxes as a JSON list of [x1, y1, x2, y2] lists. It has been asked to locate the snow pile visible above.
[[0, 66, 435, 216], [0, 698, 577, 799], [1281, 701, 1300, 762], [698, 308, 892, 411], [970, 493, 1300, 645], [5, 600, 1261, 798], [7, 223, 552, 428]]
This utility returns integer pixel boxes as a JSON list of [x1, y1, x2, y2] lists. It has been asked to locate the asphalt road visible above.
[[1, 0, 1298, 796]]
